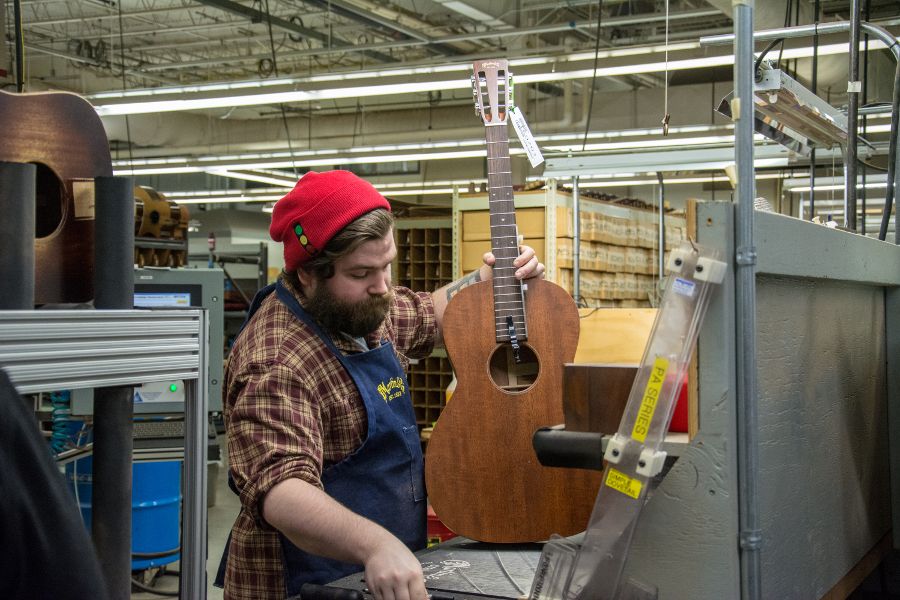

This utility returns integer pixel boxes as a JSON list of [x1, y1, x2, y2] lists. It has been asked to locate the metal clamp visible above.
[[735, 245, 758, 266], [635, 447, 668, 478]]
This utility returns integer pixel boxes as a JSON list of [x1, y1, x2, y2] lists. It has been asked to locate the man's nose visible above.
[[369, 274, 389, 295]]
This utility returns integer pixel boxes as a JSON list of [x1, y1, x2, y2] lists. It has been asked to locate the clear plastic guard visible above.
[[528, 534, 579, 600], [529, 241, 725, 600]]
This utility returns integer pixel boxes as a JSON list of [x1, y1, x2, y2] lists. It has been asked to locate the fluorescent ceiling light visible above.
[[784, 173, 888, 192], [545, 135, 737, 153], [88, 42, 701, 101], [164, 187, 285, 198], [543, 145, 797, 177], [431, 0, 509, 28], [379, 188, 456, 196], [175, 194, 283, 205], [207, 168, 297, 187], [92, 37, 897, 117], [560, 171, 789, 188], [95, 80, 472, 116], [113, 125, 730, 171]]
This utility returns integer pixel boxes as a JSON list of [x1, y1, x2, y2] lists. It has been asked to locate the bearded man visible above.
[[216, 170, 544, 600]]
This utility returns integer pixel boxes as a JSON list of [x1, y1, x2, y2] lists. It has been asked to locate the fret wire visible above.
[[485, 122, 527, 329]]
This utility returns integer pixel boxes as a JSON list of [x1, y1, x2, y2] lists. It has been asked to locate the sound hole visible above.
[[488, 343, 539, 393], [33, 162, 63, 238]]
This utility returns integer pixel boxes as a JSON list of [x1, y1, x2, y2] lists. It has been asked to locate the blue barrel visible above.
[[67, 458, 182, 570]]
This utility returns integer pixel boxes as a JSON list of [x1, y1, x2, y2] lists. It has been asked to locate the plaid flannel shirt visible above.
[[221, 276, 435, 599]]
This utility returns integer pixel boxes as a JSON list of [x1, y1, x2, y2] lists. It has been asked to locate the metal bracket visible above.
[[735, 246, 758, 266], [665, 247, 692, 274], [635, 447, 668, 478], [694, 256, 727, 283], [604, 433, 629, 465]]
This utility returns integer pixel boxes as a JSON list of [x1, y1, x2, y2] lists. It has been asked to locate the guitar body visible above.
[[426, 278, 601, 542], [0, 90, 113, 304]]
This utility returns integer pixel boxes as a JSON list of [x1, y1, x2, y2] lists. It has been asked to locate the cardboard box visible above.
[[461, 207, 571, 241], [460, 238, 546, 273]]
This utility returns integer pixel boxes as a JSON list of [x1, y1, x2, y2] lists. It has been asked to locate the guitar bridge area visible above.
[[489, 343, 539, 392]]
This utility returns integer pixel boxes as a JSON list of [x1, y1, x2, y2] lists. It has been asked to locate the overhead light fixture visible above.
[[542, 171, 790, 188], [206, 168, 297, 187], [174, 194, 284, 205], [91, 36, 897, 117], [542, 145, 798, 177], [783, 173, 888, 193], [162, 182, 465, 206], [715, 65, 864, 156], [87, 42, 702, 102]]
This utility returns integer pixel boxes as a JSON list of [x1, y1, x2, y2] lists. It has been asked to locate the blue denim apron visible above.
[[215, 281, 426, 596]]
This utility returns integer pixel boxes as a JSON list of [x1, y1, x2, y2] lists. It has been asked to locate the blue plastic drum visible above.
[[67, 458, 182, 570]]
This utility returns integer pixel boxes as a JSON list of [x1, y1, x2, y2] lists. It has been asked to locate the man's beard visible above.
[[305, 283, 393, 338]]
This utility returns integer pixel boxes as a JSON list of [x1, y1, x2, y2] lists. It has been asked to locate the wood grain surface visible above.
[[425, 278, 601, 542], [0, 90, 112, 304]]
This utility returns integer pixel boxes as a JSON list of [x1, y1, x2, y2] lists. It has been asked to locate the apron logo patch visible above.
[[377, 377, 405, 402]]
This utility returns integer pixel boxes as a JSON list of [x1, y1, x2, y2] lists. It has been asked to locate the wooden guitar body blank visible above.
[[425, 278, 601, 543], [0, 90, 112, 304]]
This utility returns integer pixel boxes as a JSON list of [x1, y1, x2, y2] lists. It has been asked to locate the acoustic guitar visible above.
[[0, 90, 112, 304], [424, 60, 601, 543]]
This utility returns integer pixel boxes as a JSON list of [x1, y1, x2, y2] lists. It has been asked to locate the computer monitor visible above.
[[133, 289, 194, 308], [71, 267, 225, 415]]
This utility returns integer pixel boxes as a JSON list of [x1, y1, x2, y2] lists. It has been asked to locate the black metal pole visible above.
[[846, 0, 861, 231], [12, 0, 24, 92], [860, 0, 870, 236], [91, 175, 135, 600], [809, 0, 820, 220], [0, 162, 35, 308]]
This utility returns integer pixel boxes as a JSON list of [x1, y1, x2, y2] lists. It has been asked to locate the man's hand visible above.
[[262, 479, 428, 600], [362, 533, 428, 600], [482, 243, 546, 280]]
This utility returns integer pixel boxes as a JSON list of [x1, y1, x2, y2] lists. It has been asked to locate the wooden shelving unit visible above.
[[452, 182, 687, 308], [394, 217, 454, 431]]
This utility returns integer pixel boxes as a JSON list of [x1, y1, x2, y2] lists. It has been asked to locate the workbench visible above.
[[325, 537, 542, 600]]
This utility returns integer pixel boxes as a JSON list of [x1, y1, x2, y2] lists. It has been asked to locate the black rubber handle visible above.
[[532, 427, 606, 470]]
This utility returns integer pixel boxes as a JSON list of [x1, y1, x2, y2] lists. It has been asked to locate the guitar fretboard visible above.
[[485, 124, 528, 343]]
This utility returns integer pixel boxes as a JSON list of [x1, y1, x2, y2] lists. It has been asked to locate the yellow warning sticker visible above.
[[631, 356, 669, 443], [605, 467, 642, 499]]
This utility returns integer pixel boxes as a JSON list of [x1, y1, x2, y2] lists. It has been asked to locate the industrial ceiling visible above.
[[5, 0, 900, 211]]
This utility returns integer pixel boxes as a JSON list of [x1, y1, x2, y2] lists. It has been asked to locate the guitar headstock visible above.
[[472, 59, 512, 126]]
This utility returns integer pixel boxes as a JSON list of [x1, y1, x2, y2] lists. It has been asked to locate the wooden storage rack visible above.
[[394, 217, 455, 430]]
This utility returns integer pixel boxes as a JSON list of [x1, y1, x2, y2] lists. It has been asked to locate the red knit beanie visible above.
[[269, 170, 391, 271]]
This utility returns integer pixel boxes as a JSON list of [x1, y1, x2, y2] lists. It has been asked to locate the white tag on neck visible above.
[[509, 107, 544, 168]]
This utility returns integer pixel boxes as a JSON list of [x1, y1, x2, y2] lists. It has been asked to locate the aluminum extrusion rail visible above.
[[0, 308, 209, 600]]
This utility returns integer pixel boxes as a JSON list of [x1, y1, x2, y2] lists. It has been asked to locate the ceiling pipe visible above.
[[194, 0, 397, 63], [121, 9, 721, 74]]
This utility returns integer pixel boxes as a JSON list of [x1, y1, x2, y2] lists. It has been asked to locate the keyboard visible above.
[[133, 419, 185, 440]]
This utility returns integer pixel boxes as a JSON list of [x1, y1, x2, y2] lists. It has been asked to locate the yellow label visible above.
[[631, 356, 669, 443], [605, 467, 642, 499]]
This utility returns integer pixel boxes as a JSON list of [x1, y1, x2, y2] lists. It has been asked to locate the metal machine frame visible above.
[[0, 309, 210, 600], [613, 205, 900, 598]]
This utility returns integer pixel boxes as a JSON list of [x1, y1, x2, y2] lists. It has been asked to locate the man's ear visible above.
[[296, 267, 315, 290]]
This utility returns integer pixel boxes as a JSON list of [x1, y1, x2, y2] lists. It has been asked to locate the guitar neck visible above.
[[485, 124, 527, 343]]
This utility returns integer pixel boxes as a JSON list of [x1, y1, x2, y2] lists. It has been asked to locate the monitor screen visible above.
[[133, 283, 201, 309], [134, 291, 192, 308]]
